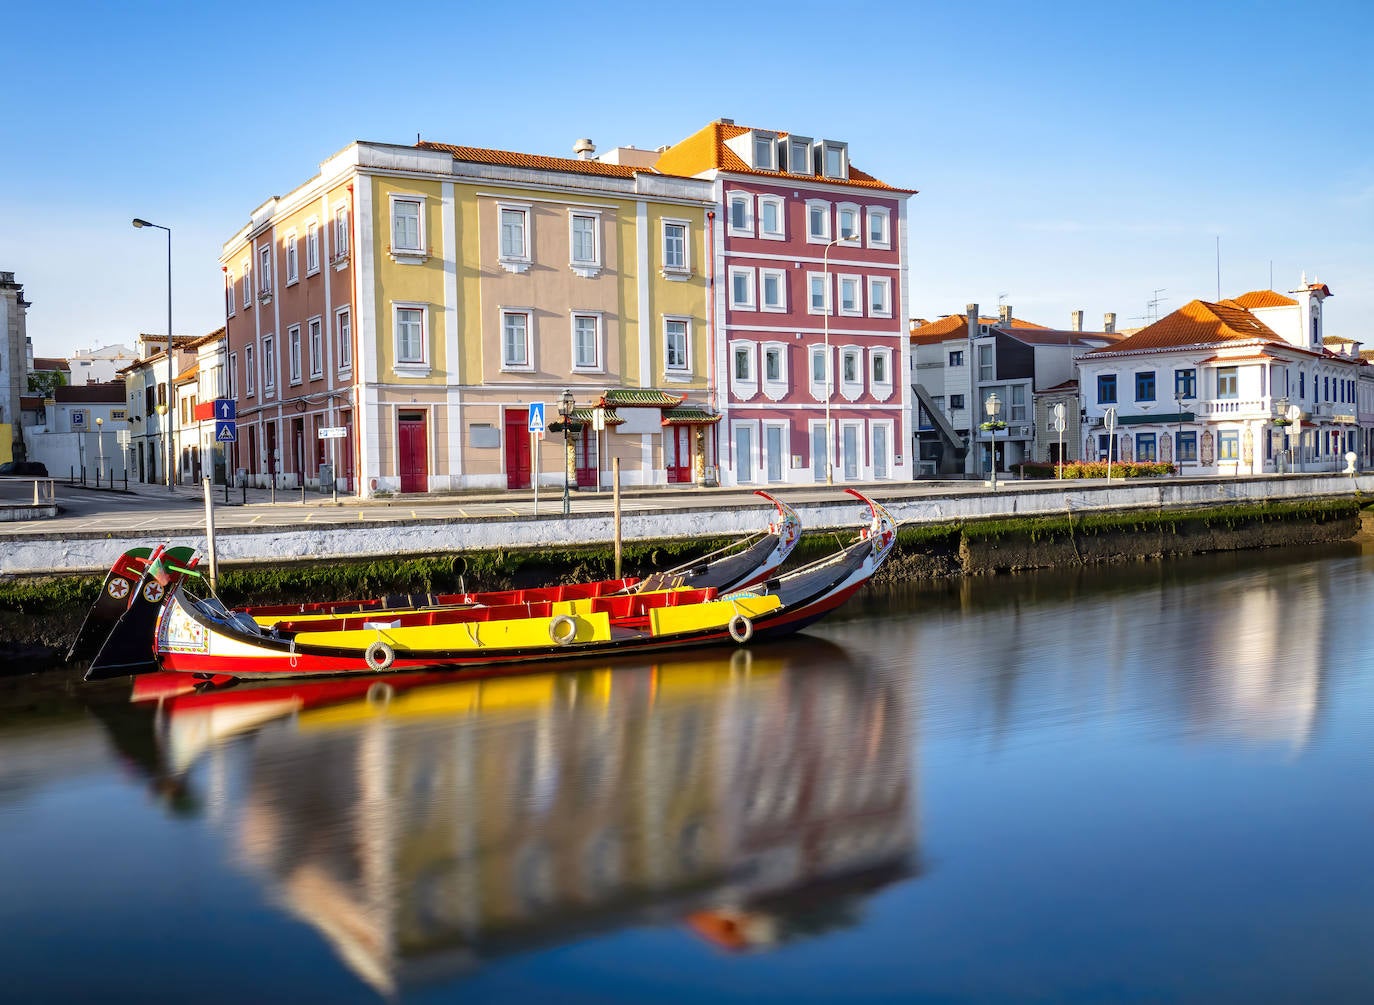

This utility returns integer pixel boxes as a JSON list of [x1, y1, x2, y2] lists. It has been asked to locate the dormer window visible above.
[[752, 131, 777, 170], [818, 140, 849, 180], [787, 136, 813, 175]]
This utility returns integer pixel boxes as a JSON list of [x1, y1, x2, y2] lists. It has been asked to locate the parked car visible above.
[[0, 461, 49, 477]]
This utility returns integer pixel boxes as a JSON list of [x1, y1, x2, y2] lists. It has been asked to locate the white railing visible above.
[[1195, 398, 1268, 417]]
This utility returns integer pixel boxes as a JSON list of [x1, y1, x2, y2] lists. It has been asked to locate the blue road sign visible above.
[[528, 402, 546, 433], [215, 420, 238, 443], [216, 398, 236, 420], [71, 410, 85, 427]]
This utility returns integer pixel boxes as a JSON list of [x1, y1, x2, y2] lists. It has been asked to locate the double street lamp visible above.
[[822, 231, 859, 485], [559, 388, 575, 517], [984, 393, 1002, 492], [132, 217, 173, 492]]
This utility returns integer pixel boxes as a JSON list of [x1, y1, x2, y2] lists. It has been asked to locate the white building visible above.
[[67, 344, 138, 386]]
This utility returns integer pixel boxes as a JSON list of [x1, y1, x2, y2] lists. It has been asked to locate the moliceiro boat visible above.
[[148, 491, 893, 681]]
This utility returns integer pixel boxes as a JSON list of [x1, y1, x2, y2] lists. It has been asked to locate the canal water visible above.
[[2, 545, 1372, 1003]]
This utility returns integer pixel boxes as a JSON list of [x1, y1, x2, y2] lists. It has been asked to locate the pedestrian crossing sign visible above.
[[528, 402, 546, 433]]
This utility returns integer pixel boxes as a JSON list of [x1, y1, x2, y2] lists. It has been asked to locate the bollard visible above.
[[123, 471, 128, 491], [242, 481, 247, 505]]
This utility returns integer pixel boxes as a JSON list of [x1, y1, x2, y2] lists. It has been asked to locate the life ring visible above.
[[728, 613, 753, 644], [366, 681, 394, 707], [364, 640, 395, 671], [549, 615, 577, 646]]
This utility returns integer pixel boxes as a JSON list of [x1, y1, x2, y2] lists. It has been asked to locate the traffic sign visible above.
[[528, 402, 546, 433], [216, 398, 236, 420], [215, 420, 238, 443], [71, 410, 86, 428], [318, 426, 347, 439]]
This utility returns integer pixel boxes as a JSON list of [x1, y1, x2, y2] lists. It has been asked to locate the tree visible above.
[[27, 369, 67, 397]]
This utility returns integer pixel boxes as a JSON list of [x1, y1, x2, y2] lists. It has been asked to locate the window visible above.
[[760, 269, 786, 311], [306, 221, 320, 274], [949, 350, 964, 367], [753, 132, 776, 170], [391, 197, 422, 253], [819, 140, 848, 179], [837, 204, 860, 242], [1097, 374, 1117, 404], [733, 344, 754, 381], [285, 232, 298, 284], [1217, 366, 1238, 399], [501, 311, 530, 369], [569, 212, 600, 273], [1299, 371, 1305, 399], [838, 276, 861, 316], [308, 318, 323, 378], [396, 307, 425, 364], [788, 136, 812, 174], [950, 393, 965, 410], [288, 325, 302, 384], [334, 205, 350, 259], [242, 259, 251, 307], [499, 205, 531, 264], [867, 207, 891, 249], [764, 346, 783, 383], [225, 272, 235, 317], [1177, 431, 1197, 462], [262, 336, 274, 391], [572, 313, 600, 370], [808, 273, 829, 314], [842, 349, 861, 384], [730, 268, 756, 310], [868, 277, 892, 317], [228, 352, 238, 398], [664, 318, 690, 372], [662, 220, 689, 274], [1136, 433, 1157, 461], [1010, 383, 1027, 420], [806, 200, 831, 242], [728, 193, 753, 236], [258, 246, 271, 295], [758, 195, 784, 239], [1174, 368, 1196, 399], [245, 345, 254, 395], [1135, 370, 1156, 401], [978, 344, 994, 382], [810, 347, 830, 393], [871, 350, 893, 397], [336, 307, 352, 371], [1218, 430, 1240, 460]]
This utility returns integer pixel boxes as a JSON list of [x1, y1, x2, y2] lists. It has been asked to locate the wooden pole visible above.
[[613, 457, 622, 579], [202, 476, 218, 594]]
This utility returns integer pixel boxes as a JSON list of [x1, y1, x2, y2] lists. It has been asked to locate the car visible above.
[[0, 461, 49, 477]]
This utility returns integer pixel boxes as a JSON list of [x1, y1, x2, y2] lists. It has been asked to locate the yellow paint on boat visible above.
[[292, 610, 613, 653], [648, 594, 781, 636]]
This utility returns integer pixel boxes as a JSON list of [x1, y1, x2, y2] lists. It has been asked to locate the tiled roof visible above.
[[599, 389, 686, 408], [20, 395, 44, 410], [55, 382, 125, 404], [909, 313, 1050, 344], [1230, 289, 1297, 309], [417, 141, 641, 179], [1040, 379, 1079, 393], [1084, 299, 1282, 355], [184, 327, 226, 349], [654, 121, 909, 192], [570, 407, 623, 426], [175, 363, 200, 384], [662, 407, 721, 425], [32, 357, 69, 371]]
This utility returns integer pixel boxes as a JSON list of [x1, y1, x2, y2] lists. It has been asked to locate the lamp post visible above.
[[984, 392, 1002, 492], [95, 417, 105, 484], [559, 388, 575, 517], [822, 230, 859, 486], [132, 218, 173, 492]]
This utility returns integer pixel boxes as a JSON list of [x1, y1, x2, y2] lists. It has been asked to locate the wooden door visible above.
[[504, 408, 532, 489], [667, 426, 692, 483], [398, 410, 428, 493], [575, 428, 598, 488]]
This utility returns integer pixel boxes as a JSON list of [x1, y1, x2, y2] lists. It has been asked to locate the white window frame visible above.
[[752, 131, 777, 170], [242, 258, 251, 308], [285, 230, 299, 285], [806, 199, 832, 243], [228, 352, 239, 398], [335, 307, 352, 373], [866, 207, 891, 250], [305, 219, 320, 275], [870, 418, 895, 479], [393, 302, 429, 374], [244, 345, 254, 396], [819, 140, 849, 180], [836, 203, 861, 243], [258, 246, 272, 296], [729, 267, 757, 310], [664, 316, 692, 377], [762, 340, 789, 402], [497, 203, 532, 273], [757, 194, 785, 240], [868, 277, 892, 318], [225, 271, 235, 318], [661, 218, 690, 277], [760, 268, 787, 312], [333, 205, 350, 262], [308, 316, 323, 378], [840, 345, 863, 401], [788, 136, 813, 175], [807, 272, 831, 315], [730, 340, 758, 400], [837, 274, 862, 317], [809, 345, 831, 402], [287, 324, 302, 385], [500, 309, 533, 372], [261, 335, 275, 392], [568, 210, 602, 277], [870, 347, 894, 402], [389, 194, 425, 259], [727, 191, 754, 237], [571, 311, 603, 372]]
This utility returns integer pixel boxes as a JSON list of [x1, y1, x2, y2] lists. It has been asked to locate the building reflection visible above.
[[136, 641, 916, 995]]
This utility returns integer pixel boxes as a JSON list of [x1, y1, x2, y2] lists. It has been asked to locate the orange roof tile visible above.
[[417, 141, 641, 179], [909, 313, 1051, 344], [1230, 289, 1297, 309], [654, 120, 911, 192], [1084, 299, 1282, 355]]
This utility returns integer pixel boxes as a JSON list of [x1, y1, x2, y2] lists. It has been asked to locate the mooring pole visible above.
[[613, 457, 622, 579], [202, 476, 219, 594]]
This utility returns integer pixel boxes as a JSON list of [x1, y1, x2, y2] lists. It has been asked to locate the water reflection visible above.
[[122, 641, 915, 996]]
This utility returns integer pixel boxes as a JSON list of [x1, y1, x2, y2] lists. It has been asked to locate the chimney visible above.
[[966, 303, 979, 341], [572, 138, 596, 160], [1104, 312, 1117, 333], [1070, 310, 1084, 332], [998, 304, 1013, 327]]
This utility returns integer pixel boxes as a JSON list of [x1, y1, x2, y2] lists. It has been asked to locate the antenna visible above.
[[997, 292, 1008, 308], [1145, 289, 1168, 325]]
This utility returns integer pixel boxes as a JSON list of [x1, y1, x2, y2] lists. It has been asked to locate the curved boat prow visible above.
[[843, 489, 897, 568], [84, 548, 200, 681]]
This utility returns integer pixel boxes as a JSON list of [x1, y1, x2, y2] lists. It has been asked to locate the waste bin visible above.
[[319, 463, 333, 493]]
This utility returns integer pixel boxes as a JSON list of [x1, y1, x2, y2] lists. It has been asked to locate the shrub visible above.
[[1013, 461, 1177, 480]]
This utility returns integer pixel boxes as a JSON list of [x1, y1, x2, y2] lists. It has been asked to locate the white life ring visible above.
[[728, 613, 754, 644], [549, 615, 577, 646], [364, 640, 395, 671]]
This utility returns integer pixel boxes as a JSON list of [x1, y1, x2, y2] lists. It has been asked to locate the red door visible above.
[[504, 408, 532, 489], [666, 426, 692, 483], [398, 410, 428, 493], [575, 428, 598, 488]]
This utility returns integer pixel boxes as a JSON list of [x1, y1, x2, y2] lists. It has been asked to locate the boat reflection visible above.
[[130, 640, 916, 995]]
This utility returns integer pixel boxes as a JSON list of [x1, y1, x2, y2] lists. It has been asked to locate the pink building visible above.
[[657, 121, 915, 485]]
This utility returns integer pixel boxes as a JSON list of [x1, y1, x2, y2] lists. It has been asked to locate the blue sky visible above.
[[2, 0, 1371, 356]]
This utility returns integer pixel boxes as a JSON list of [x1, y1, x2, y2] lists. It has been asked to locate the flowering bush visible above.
[[1013, 461, 1177, 479], [980, 420, 1008, 432]]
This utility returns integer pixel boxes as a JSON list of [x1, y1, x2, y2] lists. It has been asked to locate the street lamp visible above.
[[132, 217, 173, 492], [559, 388, 575, 517], [95, 417, 105, 484], [822, 230, 859, 485], [1275, 396, 1289, 474], [984, 392, 1002, 492]]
